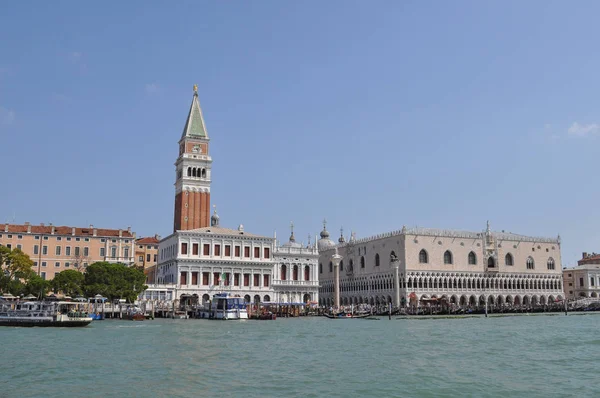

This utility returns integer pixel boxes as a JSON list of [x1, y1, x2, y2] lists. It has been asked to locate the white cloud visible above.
[[145, 83, 159, 94], [69, 51, 82, 61], [568, 122, 599, 137], [0, 106, 15, 125]]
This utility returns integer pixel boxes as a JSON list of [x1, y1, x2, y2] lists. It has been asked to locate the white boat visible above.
[[197, 293, 248, 320], [0, 300, 93, 327]]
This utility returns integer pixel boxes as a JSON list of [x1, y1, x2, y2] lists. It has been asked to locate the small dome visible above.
[[211, 207, 220, 227], [317, 218, 335, 251]]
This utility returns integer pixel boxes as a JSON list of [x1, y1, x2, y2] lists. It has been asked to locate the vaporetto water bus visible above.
[[197, 293, 248, 320], [0, 299, 93, 327]]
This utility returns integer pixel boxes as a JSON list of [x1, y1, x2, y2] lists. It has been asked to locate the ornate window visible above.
[[526, 257, 535, 270], [505, 253, 514, 266], [468, 251, 477, 265], [547, 257, 555, 270], [419, 249, 428, 264], [360, 256, 365, 268], [340, 260, 344, 271], [319, 263, 323, 274], [444, 250, 453, 265], [329, 261, 332, 272], [375, 253, 380, 267]]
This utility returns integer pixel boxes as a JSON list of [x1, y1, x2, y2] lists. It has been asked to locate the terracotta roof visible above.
[[136, 236, 160, 244], [578, 255, 600, 265], [1, 223, 134, 238]]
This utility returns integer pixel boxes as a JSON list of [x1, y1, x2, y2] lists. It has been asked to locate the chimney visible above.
[[40, 223, 44, 227], [583, 252, 588, 259], [26, 223, 31, 233], [3, 224, 8, 233], [119, 229, 123, 238], [51, 225, 55, 235], [93, 228, 97, 237], [155, 234, 160, 240], [71, 227, 76, 236], [127, 226, 131, 233]]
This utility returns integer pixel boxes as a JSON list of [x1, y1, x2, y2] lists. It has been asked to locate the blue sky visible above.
[[1, 1, 599, 266]]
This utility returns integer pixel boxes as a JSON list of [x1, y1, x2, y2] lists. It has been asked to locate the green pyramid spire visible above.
[[181, 85, 208, 139]]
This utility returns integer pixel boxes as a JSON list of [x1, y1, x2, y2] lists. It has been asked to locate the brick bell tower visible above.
[[173, 85, 212, 232]]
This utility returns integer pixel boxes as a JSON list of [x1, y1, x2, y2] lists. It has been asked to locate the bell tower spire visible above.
[[173, 85, 212, 232]]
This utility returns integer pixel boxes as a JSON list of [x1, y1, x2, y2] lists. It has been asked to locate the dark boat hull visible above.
[[0, 319, 92, 327], [323, 313, 371, 319]]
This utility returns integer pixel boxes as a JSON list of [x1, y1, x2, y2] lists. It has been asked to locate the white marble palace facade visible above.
[[318, 222, 564, 308], [156, 214, 319, 305], [272, 228, 319, 304]]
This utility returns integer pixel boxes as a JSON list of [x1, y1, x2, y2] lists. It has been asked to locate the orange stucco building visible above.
[[0, 222, 135, 280]]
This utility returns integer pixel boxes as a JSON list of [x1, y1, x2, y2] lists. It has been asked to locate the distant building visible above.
[[272, 226, 319, 304], [173, 84, 212, 232], [318, 222, 564, 309], [136, 235, 160, 267], [155, 87, 319, 305], [562, 252, 600, 299], [158, 210, 277, 304], [0, 222, 135, 280]]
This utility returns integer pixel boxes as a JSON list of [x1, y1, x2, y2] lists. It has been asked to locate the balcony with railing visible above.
[[272, 280, 319, 287]]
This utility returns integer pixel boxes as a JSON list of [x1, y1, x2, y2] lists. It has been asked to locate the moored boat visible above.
[[197, 293, 248, 320], [323, 312, 371, 319], [0, 299, 93, 327]]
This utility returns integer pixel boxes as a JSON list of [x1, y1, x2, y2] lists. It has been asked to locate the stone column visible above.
[[392, 257, 400, 308], [332, 248, 342, 310]]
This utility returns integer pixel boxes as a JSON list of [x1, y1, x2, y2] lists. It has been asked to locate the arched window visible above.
[[419, 249, 428, 264], [526, 257, 535, 270], [281, 264, 287, 281], [468, 251, 476, 265], [444, 250, 453, 264], [375, 253, 380, 267], [340, 260, 344, 271], [547, 258, 555, 270], [349, 259, 354, 271], [304, 266, 310, 281], [329, 261, 333, 272], [293, 265, 299, 281], [319, 263, 323, 274], [202, 168, 206, 178], [187, 167, 191, 177], [487, 257, 495, 268], [505, 253, 513, 266], [360, 256, 365, 268], [192, 168, 197, 177]]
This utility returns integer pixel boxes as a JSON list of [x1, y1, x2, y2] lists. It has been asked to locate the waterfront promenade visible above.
[[3, 314, 600, 398]]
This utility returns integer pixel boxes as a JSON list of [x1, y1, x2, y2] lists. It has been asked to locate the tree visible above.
[[71, 251, 91, 272], [4, 248, 35, 280], [1, 247, 35, 295], [84, 262, 147, 303], [23, 274, 51, 298], [52, 269, 84, 297]]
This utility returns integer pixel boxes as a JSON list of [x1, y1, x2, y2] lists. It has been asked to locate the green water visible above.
[[1, 314, 599, 398]]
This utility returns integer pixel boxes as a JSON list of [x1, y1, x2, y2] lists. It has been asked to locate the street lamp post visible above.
[[331, 247, 342, 310]]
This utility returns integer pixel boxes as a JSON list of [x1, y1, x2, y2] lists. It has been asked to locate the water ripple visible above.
[[1, 315, 600, 397]]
